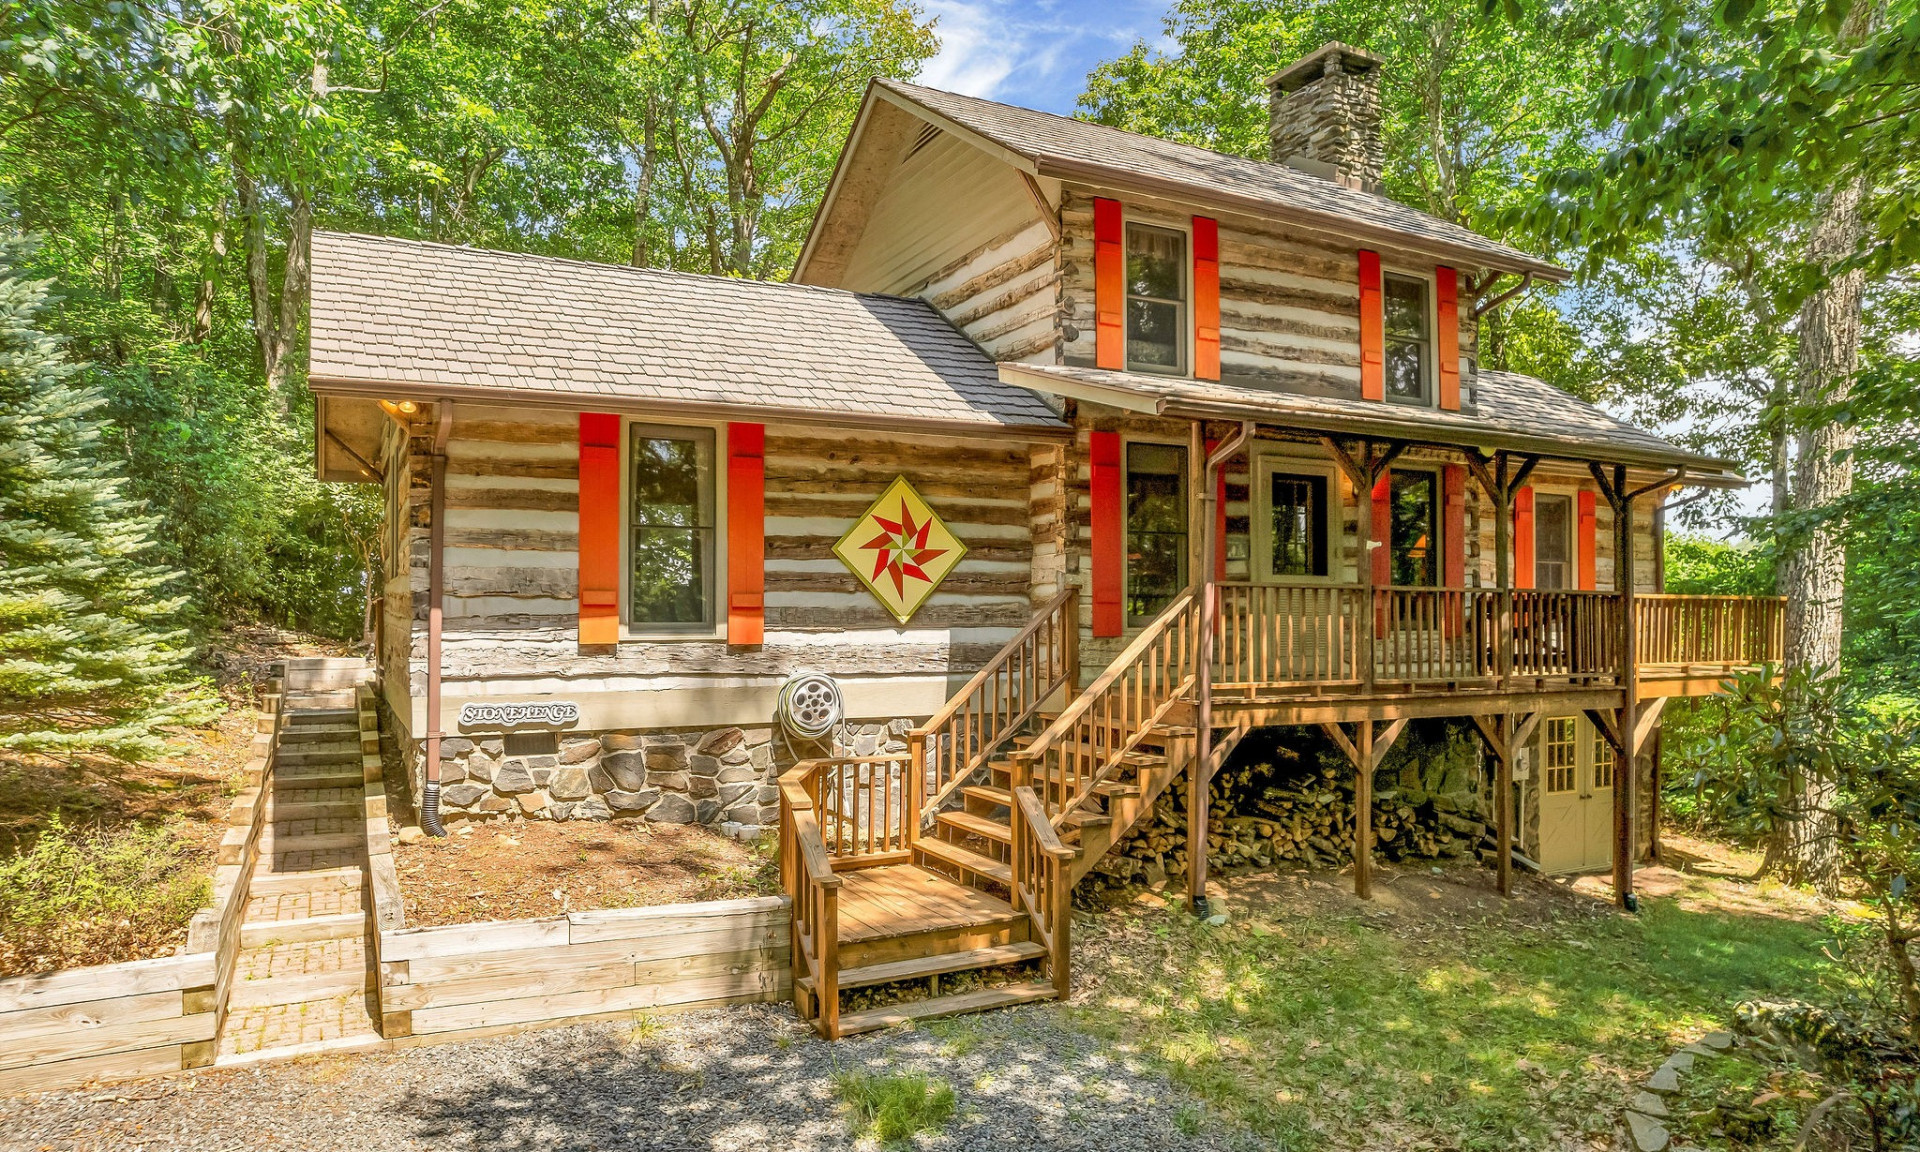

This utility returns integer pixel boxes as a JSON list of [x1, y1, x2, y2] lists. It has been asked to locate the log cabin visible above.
[[310, 42, 1783, 1037]]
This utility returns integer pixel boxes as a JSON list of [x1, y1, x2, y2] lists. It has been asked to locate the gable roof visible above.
[[307, 232, 1066, 435], [798, 79, 1566, 283], [997, 362, 1742, 482]]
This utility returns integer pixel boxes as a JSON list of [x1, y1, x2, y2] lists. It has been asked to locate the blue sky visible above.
[[913, 0, 1173, 113]]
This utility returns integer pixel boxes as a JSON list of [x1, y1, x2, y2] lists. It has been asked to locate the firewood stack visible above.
[[1082, 744, 1488, 899]]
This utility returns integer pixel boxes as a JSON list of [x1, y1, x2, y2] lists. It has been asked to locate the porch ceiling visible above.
[[998, 362, 1746, 485]]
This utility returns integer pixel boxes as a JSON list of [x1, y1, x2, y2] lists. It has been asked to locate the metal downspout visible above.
[[421, 401, 453, 836], [1190, 419, 1255, 915]]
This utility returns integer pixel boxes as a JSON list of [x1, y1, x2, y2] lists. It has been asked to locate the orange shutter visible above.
[[1358, 250, 1384, 401], [1193, 216, 1220, 380], [1443, 465, 1466, 587], [1513, 486, 1536, 589], [1370, 472, 1392, 584], [1091, 431, 1124, 636], [578, 413, 622, 646], [726, 423, 765, 645], [1094, 198, 1125, 370], [1436, 265, 1461, 411], [1577, 489, 1598, 590]]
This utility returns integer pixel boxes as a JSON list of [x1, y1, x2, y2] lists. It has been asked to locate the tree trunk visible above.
[[1771, 152, 1869, 895]]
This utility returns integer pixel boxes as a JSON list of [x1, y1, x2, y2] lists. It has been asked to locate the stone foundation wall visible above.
[[417, 718, 913, 837]]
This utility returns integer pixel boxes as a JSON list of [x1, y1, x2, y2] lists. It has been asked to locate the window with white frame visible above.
[[1383, 273, 1432, 405], [1125, 223, 1186, 373]]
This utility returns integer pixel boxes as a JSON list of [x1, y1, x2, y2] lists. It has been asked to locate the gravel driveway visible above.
[[0, 1003, 1249, 1151]]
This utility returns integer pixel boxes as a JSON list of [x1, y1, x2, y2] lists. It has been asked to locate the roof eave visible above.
[[307, 374, 1073, 441], [998, 364, 1740, 480], [1031, 155, 1569, 282]]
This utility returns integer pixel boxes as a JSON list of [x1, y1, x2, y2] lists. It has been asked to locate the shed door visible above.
[[1537, 715, 1614, 875]]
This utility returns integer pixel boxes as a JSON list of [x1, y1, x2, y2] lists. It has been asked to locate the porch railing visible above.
[[1212, 584, 1773, 690], [1635, 594, 1786, 669], [909, 588, 1077, 824], [778, 765, 841, 1038], [1009, 785, 1072, 998], [1010, 588, 1200, 827], [1215, 583, 1363, 687]]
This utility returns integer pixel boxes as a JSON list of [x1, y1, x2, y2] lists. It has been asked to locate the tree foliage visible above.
[[0, 234, 212, 754]]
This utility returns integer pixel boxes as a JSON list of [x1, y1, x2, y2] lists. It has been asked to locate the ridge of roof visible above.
[[315, 229, 933, 307], [870, 78, 1566, 280]]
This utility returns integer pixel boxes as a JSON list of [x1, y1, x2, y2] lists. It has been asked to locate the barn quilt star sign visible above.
[[833, 476, 967, 624]]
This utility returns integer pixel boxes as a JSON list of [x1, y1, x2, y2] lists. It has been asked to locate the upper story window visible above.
[[630, 424, 715, 627], [1383, 273, 1431, 405], [1126, 224, 1186, 373]]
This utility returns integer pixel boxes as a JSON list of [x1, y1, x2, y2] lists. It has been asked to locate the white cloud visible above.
[[915, 0, 1160, 108]]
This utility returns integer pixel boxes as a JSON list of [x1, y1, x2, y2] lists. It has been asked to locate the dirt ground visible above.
[[392, 817, 781, 927]]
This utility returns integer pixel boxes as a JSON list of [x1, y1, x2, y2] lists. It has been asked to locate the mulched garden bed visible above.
[[392, 817, 780, 928]]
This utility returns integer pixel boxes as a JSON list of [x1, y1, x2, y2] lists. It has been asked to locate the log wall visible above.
[[382, 405, 1046, 740]]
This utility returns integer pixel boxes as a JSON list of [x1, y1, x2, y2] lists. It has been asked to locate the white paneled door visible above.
[[1537, 715, 1616, 875]]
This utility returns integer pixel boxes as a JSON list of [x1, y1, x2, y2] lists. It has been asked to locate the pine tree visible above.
[[0, 232, 204, 756]]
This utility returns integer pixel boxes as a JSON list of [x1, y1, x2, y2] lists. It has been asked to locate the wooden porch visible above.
[[777, 577, 1782, 1036]]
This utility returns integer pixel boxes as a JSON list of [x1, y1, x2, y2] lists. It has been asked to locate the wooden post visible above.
[[1613, 463, 1638, 909], [1189, 421, 1252, 912], [1354, 720, 1373, 899], [1495, 716, 1514, 897], [1493, 454, 1513, 684]]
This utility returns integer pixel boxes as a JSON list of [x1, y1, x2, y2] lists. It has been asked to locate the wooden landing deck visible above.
[[834, 864, 1021, 945]]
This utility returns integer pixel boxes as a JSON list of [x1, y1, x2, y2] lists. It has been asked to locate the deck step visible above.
[[279, 725, 362, 744], [800, 941, 1047, 994], [250, 866, 365, 895], [960, 784, 1011, 808], [285, 708, 359, 725], [916, 838, 1012, 885], [835, 980, 1058, 1036], [936, 810, 1010, 845], [240, 912, 366, 948]]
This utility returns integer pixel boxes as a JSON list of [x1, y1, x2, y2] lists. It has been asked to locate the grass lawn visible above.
[[1068, 836, 1867, 1151]]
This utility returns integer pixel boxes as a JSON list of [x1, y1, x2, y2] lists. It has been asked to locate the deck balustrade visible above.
[[1212, 582, 1779, 693]]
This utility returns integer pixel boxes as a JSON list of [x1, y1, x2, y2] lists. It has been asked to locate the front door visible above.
[[1536, 715, 1615, 874]]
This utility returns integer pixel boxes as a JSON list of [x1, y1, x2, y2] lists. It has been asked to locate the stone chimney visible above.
[[1266, 42, 1386, 192]]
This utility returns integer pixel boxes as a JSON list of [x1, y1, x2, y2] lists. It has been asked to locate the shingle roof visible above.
[[875, 80, 1567, 280], [998, 362, 1741, 480], [307, 231, 1067, 433]]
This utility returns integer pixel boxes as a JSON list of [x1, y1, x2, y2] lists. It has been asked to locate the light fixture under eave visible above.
[[377, 398, 420, 424]]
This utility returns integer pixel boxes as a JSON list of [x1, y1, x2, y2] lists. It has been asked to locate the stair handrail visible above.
[[777, 765, 842, 1039], [1009, 784, 1073, 999], [910, 587, 1079, 823], [1010, 586, 1201, 830]]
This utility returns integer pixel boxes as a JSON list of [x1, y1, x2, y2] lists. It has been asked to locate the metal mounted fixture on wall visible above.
[[776, 672, 843, 745]]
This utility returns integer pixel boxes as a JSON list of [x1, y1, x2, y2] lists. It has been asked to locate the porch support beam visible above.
[[1465, 449, 1540, 685], [1469, 710, 1539, 897], [1319, 718, 1414, 900], [1321, 436, 1407, 695], [1190, 420, 1254, 914]]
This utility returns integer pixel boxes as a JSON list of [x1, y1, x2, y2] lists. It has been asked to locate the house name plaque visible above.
[[457, 701, 582, 731]]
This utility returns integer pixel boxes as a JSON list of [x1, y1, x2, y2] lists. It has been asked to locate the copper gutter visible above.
[[1189, 418, 1255, 914], [421, 400, 453, 836]]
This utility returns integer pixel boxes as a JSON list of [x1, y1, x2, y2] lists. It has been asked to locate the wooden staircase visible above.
[[781, 586, 1244, 1038]]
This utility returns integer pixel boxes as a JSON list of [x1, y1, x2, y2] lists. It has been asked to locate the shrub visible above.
[[0, 814, 210, 974], [832, 1069, 957, 1147]]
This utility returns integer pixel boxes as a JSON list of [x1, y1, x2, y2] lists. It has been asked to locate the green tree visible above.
[[0, 233, 207, 755]]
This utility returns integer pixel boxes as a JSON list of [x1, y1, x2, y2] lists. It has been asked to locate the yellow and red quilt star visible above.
[[833, 476, 967, 624]]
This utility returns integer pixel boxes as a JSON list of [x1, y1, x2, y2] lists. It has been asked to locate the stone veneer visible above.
[[420, 719, 913, 837], [1267, 47, 1386, 192]]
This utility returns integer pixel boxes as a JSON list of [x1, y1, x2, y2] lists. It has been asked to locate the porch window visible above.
[[1268, 471, 1328, 578], [1125, 224, 1186, 373], [1383, 273, 1431, 404], [1387, 470, 1437, 586], [1535, 493, 1572, 589], [629, 425, 716, 627], [1125, 442, 1187, 624], [1592, 729, 1615, 790]]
